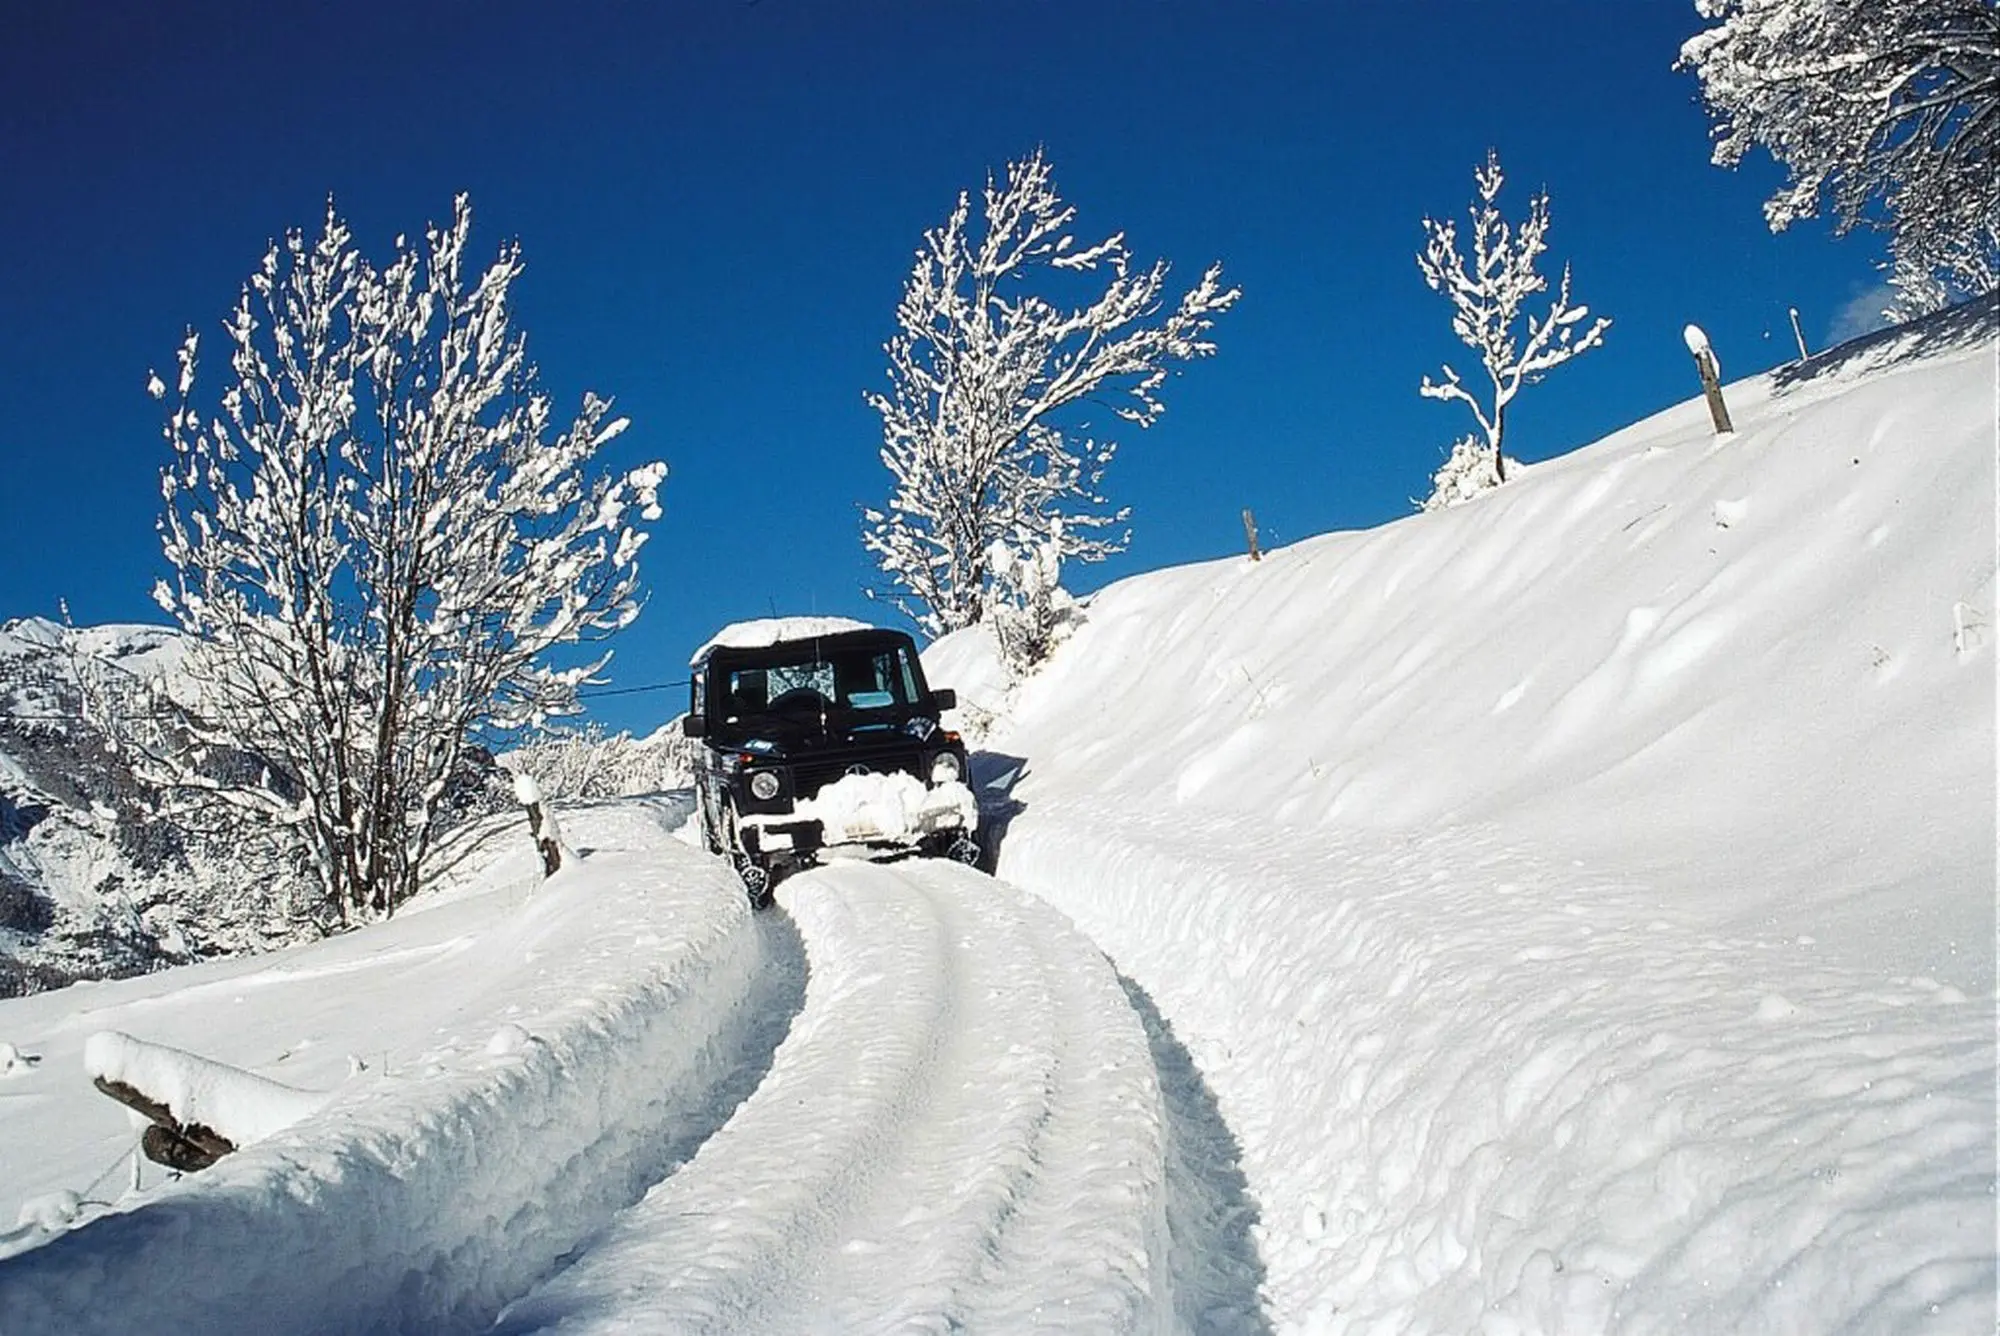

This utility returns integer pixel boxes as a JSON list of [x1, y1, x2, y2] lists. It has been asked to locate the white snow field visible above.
[[0, 302, 1990, 1334], [928, 301, 1998, 1332]]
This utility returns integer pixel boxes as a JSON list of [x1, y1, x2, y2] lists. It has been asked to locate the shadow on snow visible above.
[[1120, 973, 1274, 1336]]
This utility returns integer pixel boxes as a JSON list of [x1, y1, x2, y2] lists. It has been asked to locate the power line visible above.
[[578, 679, 687, 700], [1, 679, 688, 723]]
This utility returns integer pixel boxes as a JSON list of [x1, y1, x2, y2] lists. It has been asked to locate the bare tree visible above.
[[1418, 151, 1610, 490], [864, 149, 1239, 640], [139, 196, 665, 922], [1680, 0, 2000, 313]]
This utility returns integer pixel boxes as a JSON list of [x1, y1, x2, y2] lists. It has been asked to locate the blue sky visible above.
[[0, 2, 1892, 734]]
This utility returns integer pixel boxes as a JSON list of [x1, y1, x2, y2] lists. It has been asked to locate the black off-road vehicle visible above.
[[684, 618, 979, 907]]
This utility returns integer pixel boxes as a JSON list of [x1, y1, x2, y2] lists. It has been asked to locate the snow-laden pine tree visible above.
[[864, 149, 1239, 640], [139, 197, 665, 923], [1417, 151, 1610, 490], [1679, 0, 2000, 314]]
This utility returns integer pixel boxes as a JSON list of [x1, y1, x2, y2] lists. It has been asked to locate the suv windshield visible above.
[[717, 641, 923, 727]]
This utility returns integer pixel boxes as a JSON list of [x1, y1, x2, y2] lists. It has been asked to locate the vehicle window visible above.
[[832, 648, 916, 711], [723, 667, 770, 718], [766, 662, 833, 700], [715, 643, 921, 719]]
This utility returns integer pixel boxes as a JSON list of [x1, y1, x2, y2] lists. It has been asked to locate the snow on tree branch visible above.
[[863, 148, 1240, 641], [142, 196, 665, 922], [1679, 0, 2000, 312], [1416, 151, 1609, 493]]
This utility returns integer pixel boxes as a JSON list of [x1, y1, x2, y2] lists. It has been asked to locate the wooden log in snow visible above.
[[93, 1075, 235, 1171]]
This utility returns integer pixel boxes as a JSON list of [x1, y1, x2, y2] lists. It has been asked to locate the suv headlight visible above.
[[749, 771, 781, 801], [930, 753, 962, 785]]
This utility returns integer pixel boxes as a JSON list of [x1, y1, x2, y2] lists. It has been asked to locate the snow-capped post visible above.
[[1683, 324, 1734, 435], [512, 772, 563, 877], [1242, 509, 1261, 563], [1788, 307, 1809, 362]]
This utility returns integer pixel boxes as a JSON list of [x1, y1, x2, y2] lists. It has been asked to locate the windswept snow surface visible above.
[[928, 305, 1997, 1332]]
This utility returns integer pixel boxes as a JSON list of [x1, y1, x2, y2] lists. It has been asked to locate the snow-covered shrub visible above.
[[864, 148, 1238, 637], [502, 722, 698, 802], [985, 527, 1082, 678], [1418, 436, 1524, 511]]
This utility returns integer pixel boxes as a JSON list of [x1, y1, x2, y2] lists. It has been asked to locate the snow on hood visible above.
[[778, 771, 977, 845]]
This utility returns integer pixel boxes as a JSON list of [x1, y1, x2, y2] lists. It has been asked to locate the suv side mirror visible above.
[[930, 688, 956, 712], [682, 712, 707, 738]]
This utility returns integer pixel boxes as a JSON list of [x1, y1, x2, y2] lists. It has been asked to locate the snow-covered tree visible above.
[[864, 149, 1239, 638], [1679, 0, 2000, 313], [503, 721, 698, 800], [1418, 152, 1610, 488], [140, 196, 665, 922]]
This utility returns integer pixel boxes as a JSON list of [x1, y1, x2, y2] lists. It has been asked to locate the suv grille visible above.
[[792, 751, 924, 800]]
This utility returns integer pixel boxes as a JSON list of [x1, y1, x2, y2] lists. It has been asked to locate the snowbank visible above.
[[0, 805, 780, 1334], [998, 804, 1992, 1331], [932, 305, 1997, 1332]]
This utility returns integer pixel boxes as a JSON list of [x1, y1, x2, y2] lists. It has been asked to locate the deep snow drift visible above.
[[927, 302, 1997, 1331]]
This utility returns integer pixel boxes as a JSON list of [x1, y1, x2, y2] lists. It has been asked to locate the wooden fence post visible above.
[[1683, 324, 1734, 435], [1242, 508, 1261, 563], [512, 773, 564, 876]]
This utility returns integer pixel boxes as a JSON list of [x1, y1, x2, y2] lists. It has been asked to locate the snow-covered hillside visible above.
[[927, 299, 1997, 1330], [0, 303, 1990, 1334]]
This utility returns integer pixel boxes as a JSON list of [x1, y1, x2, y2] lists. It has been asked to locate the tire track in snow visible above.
[[496, 860, 1172, 1334]]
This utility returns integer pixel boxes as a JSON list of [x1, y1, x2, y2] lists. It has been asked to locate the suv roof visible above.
[[688, 616, 903, 669]]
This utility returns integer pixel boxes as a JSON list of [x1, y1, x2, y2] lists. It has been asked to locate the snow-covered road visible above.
[[0, 810, 1265, 1334], [503, 857, 1233, 1334]]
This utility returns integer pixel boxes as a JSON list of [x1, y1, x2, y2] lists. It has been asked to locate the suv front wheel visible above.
[[714, 798, 775, 910]]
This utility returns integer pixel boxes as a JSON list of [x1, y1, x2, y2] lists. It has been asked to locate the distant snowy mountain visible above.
[[0, 619, 311, 995]]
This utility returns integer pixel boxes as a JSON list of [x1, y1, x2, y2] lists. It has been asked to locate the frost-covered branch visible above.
[[1680, 0, 2000, 311]]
